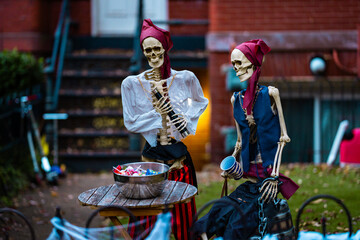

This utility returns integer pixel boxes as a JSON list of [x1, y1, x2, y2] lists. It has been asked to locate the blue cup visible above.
[[220, 156, 243, 180]]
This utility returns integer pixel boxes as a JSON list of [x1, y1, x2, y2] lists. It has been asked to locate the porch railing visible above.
[[44, 0, 71, 112]]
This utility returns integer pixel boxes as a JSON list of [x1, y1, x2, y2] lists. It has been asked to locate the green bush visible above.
[[0, 166, 29, 206], [0, 49, 44, 206], [0, 49, 44, 98], [0, 142, 34, 207]]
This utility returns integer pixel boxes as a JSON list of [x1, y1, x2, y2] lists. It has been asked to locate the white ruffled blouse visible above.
[[121, 69, 209, 147]]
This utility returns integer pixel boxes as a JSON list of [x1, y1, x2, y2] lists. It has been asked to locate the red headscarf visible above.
[[140, 19, 173, 79], [235, 39, 271, 115]]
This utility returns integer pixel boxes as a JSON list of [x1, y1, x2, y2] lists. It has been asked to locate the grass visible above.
[[195, 163, 360, 235]]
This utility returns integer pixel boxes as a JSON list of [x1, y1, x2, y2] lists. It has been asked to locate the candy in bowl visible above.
[[113, 162, 169, 199]]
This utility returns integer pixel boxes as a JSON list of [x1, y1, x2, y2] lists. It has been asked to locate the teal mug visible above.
[[220, 156, 243, 180]]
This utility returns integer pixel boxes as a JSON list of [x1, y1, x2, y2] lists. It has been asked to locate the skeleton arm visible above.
[[221, 95, 243, 179], [231, 94, 242, 158], [260, 86, 290, 202], [232, 120, 242, 157], [268, 86, 290, 176]]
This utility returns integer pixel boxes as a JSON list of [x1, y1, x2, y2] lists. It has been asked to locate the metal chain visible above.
[[258, 197, 268, 238], [239, 86, 262, 114]]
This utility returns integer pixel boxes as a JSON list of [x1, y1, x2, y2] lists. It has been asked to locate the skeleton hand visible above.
[[260, 177, 279, 203], [221, 171, 229, 178], [170, 113, 188, 132], [154, 95, 173, 115]]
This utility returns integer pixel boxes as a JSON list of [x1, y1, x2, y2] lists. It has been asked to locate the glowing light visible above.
[[310, 56, 326, 75]]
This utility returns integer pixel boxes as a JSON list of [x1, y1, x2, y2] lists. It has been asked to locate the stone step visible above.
[[59, 88, 121, 97], [58, 95, 122, 111], [64, 52, 132, 71], [59, 135, 130, 152], [61, 76, 123, 91], [59, 128, 128, 137], [58, 129, 141, 152], [62, 69, 129, 79], [58, 109, 123, 130], [60, 109, 123, 117]]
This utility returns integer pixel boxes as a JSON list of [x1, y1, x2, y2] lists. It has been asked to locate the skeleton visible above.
[[121, 19, 209, 240], [229, 48, 291, 203], [142, 37, 188, 145]]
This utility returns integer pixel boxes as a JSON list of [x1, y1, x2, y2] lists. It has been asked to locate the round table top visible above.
[[78, 180, 197, 210]]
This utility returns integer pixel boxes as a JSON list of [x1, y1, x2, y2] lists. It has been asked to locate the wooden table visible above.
[[78, 180, 197, 239], [78, 179, 197, 217]]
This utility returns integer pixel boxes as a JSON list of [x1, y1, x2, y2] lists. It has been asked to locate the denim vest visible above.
[[233, 86, 280, 173]]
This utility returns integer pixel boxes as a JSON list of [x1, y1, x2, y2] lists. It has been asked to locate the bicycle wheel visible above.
[[0, 208, 36, 240]]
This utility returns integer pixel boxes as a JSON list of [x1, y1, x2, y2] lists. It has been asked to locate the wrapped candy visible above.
[[113, 165, 122, 174], [113, 165, 159, 176], [146, 169, 158, 175]]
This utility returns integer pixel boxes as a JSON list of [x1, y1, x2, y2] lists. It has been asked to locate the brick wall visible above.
[[169, 0, 208, 35], [1, 0, 44, 33], [0, 0, 90, 52], [48, 0, 91, 36], [209, 0, 360, 31], [0, 0, 50, 52]]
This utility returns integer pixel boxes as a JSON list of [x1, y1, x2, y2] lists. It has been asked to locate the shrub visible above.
[[0, 166, 29, 206], [0, 143, 34, 207], [0, 49, 44, 98], [0, 49, 44, 206]]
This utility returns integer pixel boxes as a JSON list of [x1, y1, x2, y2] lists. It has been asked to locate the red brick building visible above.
[[1, 0, 359, 169]]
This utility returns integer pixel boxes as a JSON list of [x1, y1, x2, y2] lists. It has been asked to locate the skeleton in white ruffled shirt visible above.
[[121, 19, 208, 240]]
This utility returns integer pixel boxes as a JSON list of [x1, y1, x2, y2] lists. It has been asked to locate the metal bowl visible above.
[[113, 162, 169, 199]]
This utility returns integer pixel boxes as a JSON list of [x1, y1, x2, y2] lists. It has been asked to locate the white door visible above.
[[91, 0, 168, 36]]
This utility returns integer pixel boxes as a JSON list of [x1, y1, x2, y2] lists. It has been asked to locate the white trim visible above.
[[91, 0, 99, 36]]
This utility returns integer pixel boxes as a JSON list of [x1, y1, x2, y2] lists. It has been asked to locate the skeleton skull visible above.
[[231, 48, 254, 82], [142, 37, 165, 69]]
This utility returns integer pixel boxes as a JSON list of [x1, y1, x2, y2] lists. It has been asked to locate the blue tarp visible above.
[[47, 212, 172, 240], [263, 230, 360, 240]]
